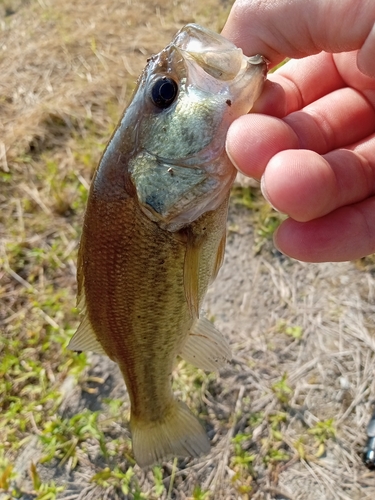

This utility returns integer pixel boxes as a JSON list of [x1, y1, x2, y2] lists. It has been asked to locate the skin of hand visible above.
[[222, 0, 375, 262]]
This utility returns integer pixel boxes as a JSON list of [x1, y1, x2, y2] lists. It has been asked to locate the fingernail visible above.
[[260, 175, 285, 215], [273, 225, 281, 251], [260, 174, 269, 200], [273, 225, 291, 258], [225, 136, 248, 176]]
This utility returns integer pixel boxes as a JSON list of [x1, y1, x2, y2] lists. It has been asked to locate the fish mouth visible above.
[[173, 23, 266, 81]]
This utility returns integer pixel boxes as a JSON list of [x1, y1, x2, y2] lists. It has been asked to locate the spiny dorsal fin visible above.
[[180, 316, 231, 371]]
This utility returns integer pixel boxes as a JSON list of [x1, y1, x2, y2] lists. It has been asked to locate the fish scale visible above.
[[82, 197, 190, 407]]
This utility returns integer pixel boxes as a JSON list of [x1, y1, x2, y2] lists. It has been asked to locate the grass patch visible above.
[[231, 184, 285, 252]]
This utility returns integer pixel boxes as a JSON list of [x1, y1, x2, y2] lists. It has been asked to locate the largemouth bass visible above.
[[69, 24, 266, 467]]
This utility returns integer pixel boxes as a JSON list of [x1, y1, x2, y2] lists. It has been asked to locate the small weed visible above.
[[308, 418, 336, 443], [172, 359, 215, 413], [308, 418, 336, 457], [229, 433, 256, 495], [248, 411, 264, 427], [263, 446, 290, 464], [30, 462, 65, 500], [255, 207, 282, 243], [268, 411, 287, 441], [231, 433, 256, 468], [293, 436, 307, 460], [261, 411, 291, 465], [0, 454, 64, 500], [152, 466, 165, 497], [192, 485, 211, 499], [230, 185, 284, 253], [91, 466, 143, 496], [276, 320, 303, 340], [231, 185, 257, 210], [103, 397, 125, 417], [271, 374, 293, 405], [0, 453, 16, 492], [39, 411, 106, 467]]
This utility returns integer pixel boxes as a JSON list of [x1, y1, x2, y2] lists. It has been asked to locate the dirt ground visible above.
[[1, 0, 375, 499]]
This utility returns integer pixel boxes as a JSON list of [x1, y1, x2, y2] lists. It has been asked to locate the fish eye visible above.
[[150, 77, 178, 109]]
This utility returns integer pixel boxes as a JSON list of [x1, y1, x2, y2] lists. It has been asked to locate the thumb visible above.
[[222, 0, 375, 69]]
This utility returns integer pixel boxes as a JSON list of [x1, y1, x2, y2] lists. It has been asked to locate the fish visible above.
[[68, 23, 266, 467]]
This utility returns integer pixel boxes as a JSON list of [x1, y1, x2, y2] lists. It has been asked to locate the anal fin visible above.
[[180, 316, 232, 372]]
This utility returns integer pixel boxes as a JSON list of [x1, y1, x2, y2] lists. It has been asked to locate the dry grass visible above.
[[1, 0, 375, 499]]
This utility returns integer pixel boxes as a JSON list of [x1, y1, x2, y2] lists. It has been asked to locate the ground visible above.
[[1, 0, 375, 499]]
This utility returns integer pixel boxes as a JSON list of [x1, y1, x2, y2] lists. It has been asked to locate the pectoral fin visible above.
[[68, 310, 106, 355], [183, 233, 202, 319], [211, 231, 226, 283], [69, 256, 106, 355], [180, 316, 232, 371]]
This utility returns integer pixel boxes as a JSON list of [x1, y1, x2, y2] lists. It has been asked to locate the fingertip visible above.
[[251, 79, 287, 117], [225, 124, 244, 175], [273, 200, 375, 263], [260, 175, 286, 214], [273, 218, 301, 260], [262, 150, 335, 221], [226, 114, 298, 180], [225, 115, 264, 178], [273, 217, 331, 263], [272, 224, 283, 255]]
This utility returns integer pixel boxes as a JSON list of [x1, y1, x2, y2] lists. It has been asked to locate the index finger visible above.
[[253, 52, 345, 118], [222, 0, 375, 75], [254, 51, 375, 118]]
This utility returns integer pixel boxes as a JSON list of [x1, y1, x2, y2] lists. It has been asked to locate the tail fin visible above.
[[130, 400, 210, 467]]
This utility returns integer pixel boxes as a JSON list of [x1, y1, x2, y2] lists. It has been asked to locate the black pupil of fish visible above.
[[151, 78, 178, 108]]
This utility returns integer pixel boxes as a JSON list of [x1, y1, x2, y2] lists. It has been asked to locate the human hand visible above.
[[222, 0, 375, 262]]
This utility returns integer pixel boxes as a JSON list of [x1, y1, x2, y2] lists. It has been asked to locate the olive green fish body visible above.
[[79, 190, 228, 417], [69, 24, 266, 467]]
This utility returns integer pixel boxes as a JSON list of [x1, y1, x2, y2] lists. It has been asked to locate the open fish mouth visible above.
[[173, 23, 266, 81]]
